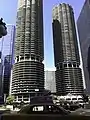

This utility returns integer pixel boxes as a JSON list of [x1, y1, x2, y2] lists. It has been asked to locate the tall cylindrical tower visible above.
[[52, 3, 84, 95], [11, 0, 44, 102]]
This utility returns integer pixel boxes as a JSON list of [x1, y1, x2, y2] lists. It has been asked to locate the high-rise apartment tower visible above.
[[11, 0, 44, 102], [52, 3, 84, 95]]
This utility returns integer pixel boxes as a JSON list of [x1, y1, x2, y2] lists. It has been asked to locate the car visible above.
[[71, 108, 90, 116], [71, 103, 90, 116], [18, 103, 71, 116]]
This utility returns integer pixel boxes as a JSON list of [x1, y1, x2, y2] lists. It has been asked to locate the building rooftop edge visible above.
[[52, 3, 72, 9]]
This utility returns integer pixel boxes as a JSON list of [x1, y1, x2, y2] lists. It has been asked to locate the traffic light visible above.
[[0, 18, 7, 38]]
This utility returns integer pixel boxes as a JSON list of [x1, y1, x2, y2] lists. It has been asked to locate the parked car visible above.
[[71, 108, 90, 116]]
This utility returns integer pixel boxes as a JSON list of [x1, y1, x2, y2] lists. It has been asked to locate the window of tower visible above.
[[25, 55, 30, 59], [31, 57, 35, 60], [31, 55, 35, 61], [64, 64, 67, 67], [77, 65, 79, 67], [57, 66, 59, 70], [68, 63, 72, 67], [36, 57, 39, 61], [17, 56, 19, 62], [18, 95, 22, 98], [60, 64, 63, 69], [23, 98, 29, 101], [73, 64, 76, 67], [20, 56, 24, 60]]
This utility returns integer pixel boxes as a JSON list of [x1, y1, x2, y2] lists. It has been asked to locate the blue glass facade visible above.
[[0, 25, 15, 97]]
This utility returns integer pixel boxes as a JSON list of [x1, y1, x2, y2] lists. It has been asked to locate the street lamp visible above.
[[0, 18, 7, 38]]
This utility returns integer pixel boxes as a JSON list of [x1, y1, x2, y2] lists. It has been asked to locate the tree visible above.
[[0, 18, 7, 38], [6, 95, 15, 105]]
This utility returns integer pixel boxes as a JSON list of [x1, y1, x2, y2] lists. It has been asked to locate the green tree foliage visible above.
[[6, 95, 15, 105]]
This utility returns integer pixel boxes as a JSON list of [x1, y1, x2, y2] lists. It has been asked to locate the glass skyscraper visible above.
[[0, 25, 15, 64], [52, 3, 84, 95], [11, 0, 44, 103], [77, 0, 90, 94]]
